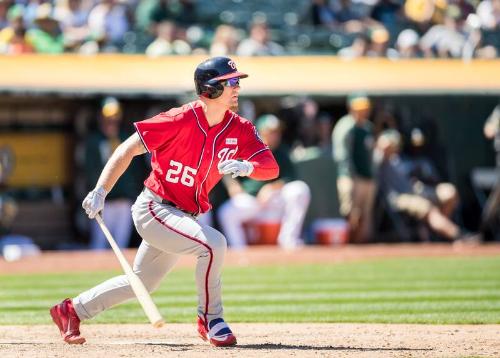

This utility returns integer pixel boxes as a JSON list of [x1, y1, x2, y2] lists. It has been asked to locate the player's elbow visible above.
[[261, 165, 280, 180], [270, 166, 280, 180]]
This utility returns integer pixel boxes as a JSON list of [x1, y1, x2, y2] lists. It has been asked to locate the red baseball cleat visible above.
[[50, 298, 86, 344], [197, 316, 237, 347]]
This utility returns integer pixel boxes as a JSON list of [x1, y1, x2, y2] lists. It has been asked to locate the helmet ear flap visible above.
[[203, 82, 224, 99]]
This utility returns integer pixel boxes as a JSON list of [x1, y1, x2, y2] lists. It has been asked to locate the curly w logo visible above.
[[217, 147, 238, 163]]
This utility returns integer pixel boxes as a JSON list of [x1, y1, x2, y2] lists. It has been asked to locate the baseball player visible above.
[[49, 57, 279, 347]]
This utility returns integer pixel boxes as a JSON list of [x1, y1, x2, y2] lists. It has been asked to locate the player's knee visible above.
[[212, 230, 228, 252], [197, 227, 227, 257], [207, 230, 227, 259]]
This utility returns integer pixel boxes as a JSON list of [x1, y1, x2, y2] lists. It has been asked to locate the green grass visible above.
[[1, 257, 500, 325]]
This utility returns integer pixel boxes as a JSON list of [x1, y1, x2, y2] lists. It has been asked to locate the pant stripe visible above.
[[148, 200, 213, 325]]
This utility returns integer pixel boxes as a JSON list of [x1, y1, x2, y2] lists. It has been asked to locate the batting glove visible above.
[[218, 159, 254, 178], [82, 186, 107, 219]]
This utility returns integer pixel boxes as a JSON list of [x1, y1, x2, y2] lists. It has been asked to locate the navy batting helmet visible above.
[[194, 57, 248, 99]]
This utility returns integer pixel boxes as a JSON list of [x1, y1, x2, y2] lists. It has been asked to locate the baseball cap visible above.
[[101, 97, 122, 118], [347, 92, 371, 111], [255, 114, 281, 132], [396, 29, 419, 49]]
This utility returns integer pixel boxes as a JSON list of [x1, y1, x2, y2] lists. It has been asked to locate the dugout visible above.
[[0, 55, 498, 248]]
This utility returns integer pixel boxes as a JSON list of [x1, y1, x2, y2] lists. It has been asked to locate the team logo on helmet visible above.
[[228, 60, 236, 70]]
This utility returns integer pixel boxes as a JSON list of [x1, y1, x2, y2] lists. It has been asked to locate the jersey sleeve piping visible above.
[[134, 122, 151, 153], [246, 147, 270, 161]]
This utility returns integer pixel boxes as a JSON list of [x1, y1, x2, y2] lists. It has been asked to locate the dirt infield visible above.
[[0, 323, 499, 358], [1, 243, 500, 357]]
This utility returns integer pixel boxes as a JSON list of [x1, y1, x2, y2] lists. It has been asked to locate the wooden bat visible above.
[[95, 213, 164, 328]]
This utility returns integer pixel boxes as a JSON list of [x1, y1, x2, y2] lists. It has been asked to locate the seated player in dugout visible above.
[[217, 114, 311, 250], [49, 57, 279, 347], [373, 129, 478, 243]]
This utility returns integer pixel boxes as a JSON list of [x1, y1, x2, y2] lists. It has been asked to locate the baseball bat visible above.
[[95, 213, 164, 328]]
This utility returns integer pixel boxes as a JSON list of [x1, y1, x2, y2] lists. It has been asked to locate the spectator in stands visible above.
[[0, 4, 34, 54], [475, 0, 500, 30], [149, 0, 196, 30], [54, 0, 91, 52], [374, 129, 475, 242], [462, 13, 498, 59], [236, 19, 284, 56], [304, 0, 370, 33], [419, 4, 466, 58], [308, 0, 340, 30], [149, 0, 174, 29], [334, 0, 381, 33], [209, 24, 239, 56], [134, 0, 157, 34], [331, 92, 376, 243], [338, 32, 370, 58], [26, 3, 65, 54], [145, 20, 191, 56], [371, 0, 404, 35], [134, 0, 195, 42], [387, 28, 422, 59], [453, 0, 477, 20], [3, 25, 33, 54], [87, 0, 131, 52], [218, 114, 311, 250], [84, 97, 136, 250], [0, 0, 11, 30], [24, 0, 52, 28], [366, 26, 390, 57], [404, 0, 448, 31]]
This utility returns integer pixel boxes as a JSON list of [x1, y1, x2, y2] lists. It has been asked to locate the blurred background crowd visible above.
[[0, 0, 499, 59], [1, 90, 498, 256], [0, 0, 498, 258]]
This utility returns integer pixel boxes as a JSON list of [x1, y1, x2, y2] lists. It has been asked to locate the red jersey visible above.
[[134, 100, 279, 215]]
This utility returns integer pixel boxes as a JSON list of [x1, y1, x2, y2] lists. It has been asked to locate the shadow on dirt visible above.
[[236, 343, 434, 352]]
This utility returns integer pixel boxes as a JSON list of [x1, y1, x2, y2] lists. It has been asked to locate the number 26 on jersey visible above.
[[165, 160, 198, 187]]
